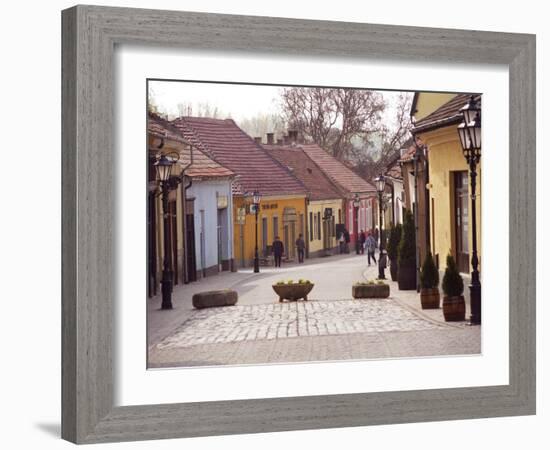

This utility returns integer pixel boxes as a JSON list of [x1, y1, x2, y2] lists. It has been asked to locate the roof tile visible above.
[[299, 144, 376, 197], [264, 145, 342, 201], [148, 114, 234, 179], [413, 93, 479, 133], [171, 117, 307, 197]]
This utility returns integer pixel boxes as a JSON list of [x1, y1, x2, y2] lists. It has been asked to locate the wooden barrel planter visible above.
[[272, 283, 314, 302], [352, 283, 390, 299], [442, 295, 466, 321], [420, 288, 440, 309], [398, 261, 416, 290], [192, 289, 238, 309]]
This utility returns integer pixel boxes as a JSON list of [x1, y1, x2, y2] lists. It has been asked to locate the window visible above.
[[262, 217, 268, 254], [273, 216, 279, 240], [317, 212, 321, 240], [309, 212, 314, 241]]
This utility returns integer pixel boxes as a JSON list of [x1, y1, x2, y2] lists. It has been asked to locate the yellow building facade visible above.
[[412, 92, 456, 121], [415, 101, 482, 274], [233, 195, 308, 267], [306, 199, 343, 256]]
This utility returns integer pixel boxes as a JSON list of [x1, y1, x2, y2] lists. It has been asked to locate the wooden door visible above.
[[454, 171, 470, 273], [186, 213, 196, 282], [169, 200, 178, 285], [147, 192, 157, 297]]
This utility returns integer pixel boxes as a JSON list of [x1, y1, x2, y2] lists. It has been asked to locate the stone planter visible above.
[[389, 259, 398, 281], [443, 295, 466, 321], [420, 288, 440, 309], [352, 283, 390, 299], [272, 283, 314, 302], [398, 260, 416, 290], [192, 289, 238, 309]]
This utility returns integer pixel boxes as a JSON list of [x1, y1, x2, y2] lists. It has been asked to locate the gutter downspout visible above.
[[182, 176, 193, 284]]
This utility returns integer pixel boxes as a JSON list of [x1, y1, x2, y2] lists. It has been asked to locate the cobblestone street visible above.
[[148, 252, 481, 368]]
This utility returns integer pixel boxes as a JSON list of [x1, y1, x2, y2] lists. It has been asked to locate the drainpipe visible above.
[[181, 176, 193, 284], [424, 148, 431, 255]]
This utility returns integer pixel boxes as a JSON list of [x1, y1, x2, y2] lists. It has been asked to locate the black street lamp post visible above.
[[155, 154, 177, 310], [374, 174, 386, 249], [353, 193, 361, 254], [457, 95, 482, 325], [252, 191, 261, 273]]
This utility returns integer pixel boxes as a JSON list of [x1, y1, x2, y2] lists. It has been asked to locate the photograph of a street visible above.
[[147, 81, 482, 369], [148, 251, 480, 368]]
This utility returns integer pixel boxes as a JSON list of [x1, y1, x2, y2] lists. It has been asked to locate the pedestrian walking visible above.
[[295, 234, 305, 263], [373, 227, 379, 248], [338, 232, 346, 254], [359, 229, 366, 254], [365, 232, 377, 266], [344, 229, 351, 253], [378, 248, 388, 280], [272, 236, 284, 268]]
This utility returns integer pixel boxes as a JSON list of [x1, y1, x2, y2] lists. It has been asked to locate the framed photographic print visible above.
[[62, 5, 535, 444]]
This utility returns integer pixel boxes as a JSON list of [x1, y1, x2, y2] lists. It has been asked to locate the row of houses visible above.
[[379, 92, 482, 275], [147, 113, 377, 296]]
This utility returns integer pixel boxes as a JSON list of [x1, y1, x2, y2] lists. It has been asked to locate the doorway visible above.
[[454, 171, 470, 273]]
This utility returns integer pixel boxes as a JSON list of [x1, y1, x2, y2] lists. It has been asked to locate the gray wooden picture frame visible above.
[[61, 5, 536, 444]]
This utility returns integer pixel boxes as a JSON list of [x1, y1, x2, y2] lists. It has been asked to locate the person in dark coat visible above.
[[272, 236, 284, 267], [295, 234, 306, 263], [365, 232, 377, 266], [378, 249, 387, 280], [343, 229, 351, 253], [359, 230, 366, 254]]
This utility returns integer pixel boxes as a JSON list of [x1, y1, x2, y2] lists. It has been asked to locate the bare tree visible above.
[[238, 113, 286, 141], [352, 93, 413, 182], [280, 87, 385, 160], [174, 101, 228, 119], [377, 92, 413, 160]]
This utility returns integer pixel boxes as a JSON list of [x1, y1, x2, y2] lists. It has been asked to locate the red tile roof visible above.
[[412, 93, 480, 133], [299, 144, 376, 198], [263, 145, 342, 201], [148, 114, 234, 179], [171, 117, 307, 197]]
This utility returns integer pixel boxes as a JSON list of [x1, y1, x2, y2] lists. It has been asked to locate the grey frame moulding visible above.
[[61, 5, 536, 444]]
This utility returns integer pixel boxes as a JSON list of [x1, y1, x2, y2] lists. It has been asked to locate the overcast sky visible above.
[[148, 80, 411, 130]]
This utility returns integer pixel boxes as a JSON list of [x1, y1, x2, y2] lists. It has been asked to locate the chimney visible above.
[[266, 133, 274, 145], [254, 137, 262, 144]]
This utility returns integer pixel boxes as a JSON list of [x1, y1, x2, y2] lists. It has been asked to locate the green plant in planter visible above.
[[419, 251, 440, 309], [442, 254, 463, 296], [398, 210, 415, 265], [420, 252, 439, 289], [441, 254, 465, 320], [387, 223, 402, 281], [397, 210, 416, 290], [387, 224, 400, 261]]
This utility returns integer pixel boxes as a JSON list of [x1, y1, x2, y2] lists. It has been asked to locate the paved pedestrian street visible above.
[[148, 253, 481, 368], [155, 300, 442, 349]]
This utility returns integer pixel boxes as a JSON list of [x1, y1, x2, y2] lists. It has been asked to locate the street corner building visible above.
[[147, 113, 236, 296], [263, 139, 344, 258], [171, 117, 308, 267], [408, 92, 482, 274]]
